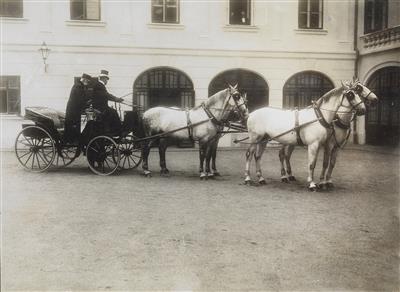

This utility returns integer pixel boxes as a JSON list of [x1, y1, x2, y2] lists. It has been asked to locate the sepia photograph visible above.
[[1, 0, 399, 290]]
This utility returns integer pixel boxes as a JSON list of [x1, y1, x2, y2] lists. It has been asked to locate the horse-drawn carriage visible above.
[[14, 81, 377, 189], [14, 105, 143, 175]]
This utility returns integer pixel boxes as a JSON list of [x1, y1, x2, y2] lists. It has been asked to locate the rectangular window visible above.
[[229, 0, 251, 25], [0, 0, 23, 18], [70, 0, 100, 21], [0, 76, 21, 114], [364, 0, 388, 34], [298, 0, 323, 29], [151, 0, 179, 24]]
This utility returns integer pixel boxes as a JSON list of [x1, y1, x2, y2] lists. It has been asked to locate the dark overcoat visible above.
[[92, 80, 119, 111], [65, 81, 89, 122]]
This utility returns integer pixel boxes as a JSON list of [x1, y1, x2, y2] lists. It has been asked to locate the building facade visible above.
[[1, 0, 399, 148]]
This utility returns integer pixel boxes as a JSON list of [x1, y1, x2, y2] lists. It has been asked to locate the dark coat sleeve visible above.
[[92, 81, 120, 110]]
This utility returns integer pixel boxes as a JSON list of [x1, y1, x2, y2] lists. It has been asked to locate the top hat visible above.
[[81, 73, 92, 80], [99, 70, 109, 79]]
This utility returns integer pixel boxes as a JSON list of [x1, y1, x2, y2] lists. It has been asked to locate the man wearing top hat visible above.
[[64, 73, 92, 144], [92, 69, 124, 134]]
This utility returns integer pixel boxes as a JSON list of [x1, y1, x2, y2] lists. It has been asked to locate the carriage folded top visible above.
[[24, 107, 65, 129]]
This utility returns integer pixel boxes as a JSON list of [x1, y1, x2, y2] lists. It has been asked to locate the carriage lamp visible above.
[[39, 41, 50, 73]]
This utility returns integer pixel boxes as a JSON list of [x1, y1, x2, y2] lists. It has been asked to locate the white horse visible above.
[[279, 81, 378, 189], [244, 84, 366, 190], [141, 85, 248, 178]]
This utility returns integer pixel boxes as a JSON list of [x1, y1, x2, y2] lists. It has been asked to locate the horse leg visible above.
[[255, 141, 267, 184], [141, 142, 152, 177], [307, 142, 321, 191], [211, 138, 220, 176], [205, 142, 214, 179], [279, 146, 289, 183], [159, 138, 169, 175], [199, 142, 207, 180], [285, 145, 296, 181], [325, 146, 339, 189], [319, 143, 331, 189], [244, 143, 256, 184]]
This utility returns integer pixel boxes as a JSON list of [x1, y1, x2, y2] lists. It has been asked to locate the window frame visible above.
[[0, 76, 21, 115], [151, 0, 180, 24], [229, 0, 252, 26], [298, 0, 324, 30], [70, 0, 101, 21], [0, 0, 23, 18], [364, 0, 388, 34]]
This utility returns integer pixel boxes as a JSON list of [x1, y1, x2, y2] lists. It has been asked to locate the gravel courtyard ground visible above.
[[1, 145, 399, 291]]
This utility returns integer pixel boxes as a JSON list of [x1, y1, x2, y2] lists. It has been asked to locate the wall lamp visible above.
[[39, 41, 50, 72]]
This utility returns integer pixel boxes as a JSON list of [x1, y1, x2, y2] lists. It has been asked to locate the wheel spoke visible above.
[[16, 150, 31, 159], [36, 153, 42, 169], [23, 151, 34, 166]]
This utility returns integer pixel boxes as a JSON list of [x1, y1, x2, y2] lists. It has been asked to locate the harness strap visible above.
[[314, 105, 333, 129], [202, 103, 224, 127], [294, 109, 305, 146], [186, 110, 194, 141], [333, 114, 351, 130]]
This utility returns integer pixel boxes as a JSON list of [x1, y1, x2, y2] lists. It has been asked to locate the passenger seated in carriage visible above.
[[64, 73, 92, 144], [91, 70, 125, 135]]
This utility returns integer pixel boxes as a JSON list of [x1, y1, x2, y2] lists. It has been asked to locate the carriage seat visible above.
[[24, 106, 65, 129]]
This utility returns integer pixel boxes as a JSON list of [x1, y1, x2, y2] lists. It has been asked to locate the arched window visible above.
[[366, 66, 400, 146], [133, 67, 194, 111], [208, 69, 269, 113], [283, 71, 334, 109]]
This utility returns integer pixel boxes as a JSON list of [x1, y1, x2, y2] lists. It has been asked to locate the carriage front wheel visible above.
[[86, 135, 120, 175], [118, 135, 142, 170], [14, 125, 56, 172]]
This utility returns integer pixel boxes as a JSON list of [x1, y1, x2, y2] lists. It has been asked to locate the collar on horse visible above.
[[201, 103, 225, 127]]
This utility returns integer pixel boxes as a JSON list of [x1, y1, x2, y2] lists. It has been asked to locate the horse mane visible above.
[[193, 88, 229, 109], [320, 85, 346, 101]]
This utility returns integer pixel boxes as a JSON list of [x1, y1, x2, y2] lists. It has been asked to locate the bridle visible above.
[[352, 83, 374, 105], [202, 89, 248, 126]]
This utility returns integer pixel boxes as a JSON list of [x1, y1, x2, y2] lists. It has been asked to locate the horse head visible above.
[[227, 84, 249, 122], [350, 80, 378, 106], [342, 86, 366, 116]]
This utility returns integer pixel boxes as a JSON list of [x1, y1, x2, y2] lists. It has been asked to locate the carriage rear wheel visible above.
[[86, 136, 120, 175], [14, 125, 56, 172], [54, 145, 80, 167], [118, 135, 142, 170]]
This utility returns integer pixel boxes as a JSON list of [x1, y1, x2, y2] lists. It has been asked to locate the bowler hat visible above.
[[99, 70, 109, 79]]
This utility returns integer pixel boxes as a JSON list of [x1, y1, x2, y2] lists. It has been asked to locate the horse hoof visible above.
[[143, 172, 152, 177], [308, 186, 318, 192], [244, 180, 252, 186], [281, 177, 289, 183], [259, 179, 266, 185], [318, 183, 327, 190], [288, 176, 296, 181]]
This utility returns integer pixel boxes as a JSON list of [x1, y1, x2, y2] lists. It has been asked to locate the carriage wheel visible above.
[[86, 136, 120, 175], [54, 145, 80, 167], [14, 125, 56, 172], [118, 135, 142, 170]]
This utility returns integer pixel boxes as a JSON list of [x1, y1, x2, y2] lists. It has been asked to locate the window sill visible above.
[[147, 23, 185, 30], [223, 25, 259, 33], [65, 20, 106, 27], [0, 114, 23, 120], [0, 17, 29, 23], [295, 28, 328, 35]]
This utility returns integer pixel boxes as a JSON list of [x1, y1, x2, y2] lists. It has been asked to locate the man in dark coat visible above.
[[64, 73, 92, 144], [92, 70, 124, 134]]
